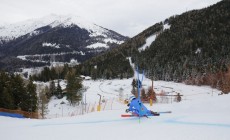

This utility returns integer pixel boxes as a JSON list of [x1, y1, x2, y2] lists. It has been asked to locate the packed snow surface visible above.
[[86, 42, 109, 49], [138, 35, 156, 52], [1, 78, 230, 140], [138, 23, 171, 52]]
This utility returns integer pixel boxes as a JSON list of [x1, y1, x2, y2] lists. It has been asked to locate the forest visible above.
[[0, 71, 37, 112], [22, 1, 230, 94], [71, 0, 230, 93]]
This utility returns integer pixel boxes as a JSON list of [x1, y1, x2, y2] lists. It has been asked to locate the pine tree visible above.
[[147, 86, 157, 103], [2, 87, 14, 109], [0, 72, 15, 109], [21, 77, 37, 112], [131, 79, 137, 89], [11, 74, 26, 109], [49, 80, 56, 97], [0, 71, 6, 108], [55, 80, 63, 99], [131, 79, 137, 97], [66, 70, 82, 105], [91, 68, 97, 80], [141, 88, 147, 101]]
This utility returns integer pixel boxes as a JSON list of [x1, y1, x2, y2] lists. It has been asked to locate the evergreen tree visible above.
[[0, 71, 6, 108], [27, 77, 38, 112], [147, 86, 157, 103], [49, 80, 56, 97], [91, 68, 97, 80], [55, 80, 63, 99], [66, 70, 82, 105], [131, 79, 137, 97], [21, 77, 37, 112], [11, 74, 26, 109], [50, 67, 58, 80], [2, 87, 14, 109], [141, 88, 147, 101], [131, 79, 137, 89], [0, 72, 14, 109]]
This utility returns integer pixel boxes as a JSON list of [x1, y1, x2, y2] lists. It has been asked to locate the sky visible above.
[[0, 0, 222, 37]]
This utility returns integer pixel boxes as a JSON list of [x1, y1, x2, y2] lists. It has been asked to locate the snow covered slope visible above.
[[0, 14, 128, 70], [2, 78, 229, 140], [0, 14, 123, 43]]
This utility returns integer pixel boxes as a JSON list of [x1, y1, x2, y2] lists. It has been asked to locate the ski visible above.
[[121, 114, 135, 117], [121, 114, 159, 117], [157, 111, 172, 114], [121, 111, 171, 117]]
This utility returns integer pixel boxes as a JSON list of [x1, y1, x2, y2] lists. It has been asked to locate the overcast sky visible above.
[[0, 0, 221, 37]]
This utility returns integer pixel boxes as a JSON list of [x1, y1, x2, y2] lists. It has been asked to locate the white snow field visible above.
[[1, 78, 230, 140]]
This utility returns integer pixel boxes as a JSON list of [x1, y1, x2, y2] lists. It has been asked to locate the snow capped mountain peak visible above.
[[0, 14, 108, 40], [0, 14, 128, 70]]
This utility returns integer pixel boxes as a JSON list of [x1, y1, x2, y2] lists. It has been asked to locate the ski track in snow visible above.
[[166, 119, 230, 128], [32, 115, 230, 128], [32, 118, 138, 127], [1, 78, 230, 140]]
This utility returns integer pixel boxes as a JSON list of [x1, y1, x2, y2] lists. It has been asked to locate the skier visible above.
[[126, 97, 159, 117]]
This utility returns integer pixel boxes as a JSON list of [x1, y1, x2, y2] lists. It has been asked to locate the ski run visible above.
[[1, 78, 230, 140]]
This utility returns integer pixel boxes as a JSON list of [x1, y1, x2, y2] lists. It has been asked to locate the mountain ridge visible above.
[[0, 14, 128, 71]]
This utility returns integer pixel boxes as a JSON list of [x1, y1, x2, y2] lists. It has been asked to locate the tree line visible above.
[[137, 0, 230, 93], [0, 71, 37, 112], [0, 66, 83, 116], [24, 1, 230, 95], [71, 0, 230, 93]]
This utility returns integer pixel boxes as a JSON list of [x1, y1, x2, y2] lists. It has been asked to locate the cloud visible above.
[[0, 0, 222, 37]]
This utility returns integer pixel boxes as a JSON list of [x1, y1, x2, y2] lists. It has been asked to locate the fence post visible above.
[[150, 99, 153, 106], [97, 94, 101, 111]]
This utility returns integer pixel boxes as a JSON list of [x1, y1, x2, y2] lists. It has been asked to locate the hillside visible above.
[[76, 0, 230, 93], [0, 14, 128, 71]]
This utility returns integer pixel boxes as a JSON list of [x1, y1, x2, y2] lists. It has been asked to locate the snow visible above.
[[86, 42, 109, 49], [138, 34, 156, 52], [163, 23, 171, 30], [42, 42, 60, 49], [138, 23, 171, 52], [0, 14, 110, 41], [104, 38, 124, 44], [0, 15, 59, 40], [86, 38, 124, 49], [69, 59, 79, 65], [1, 78, 230, 140], [195, 48, 202, 54], [16, 51, 85, 63]]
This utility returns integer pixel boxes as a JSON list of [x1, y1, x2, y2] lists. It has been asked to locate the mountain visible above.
[[75, 0, 230, 93], [0, 14, 128, 71]]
